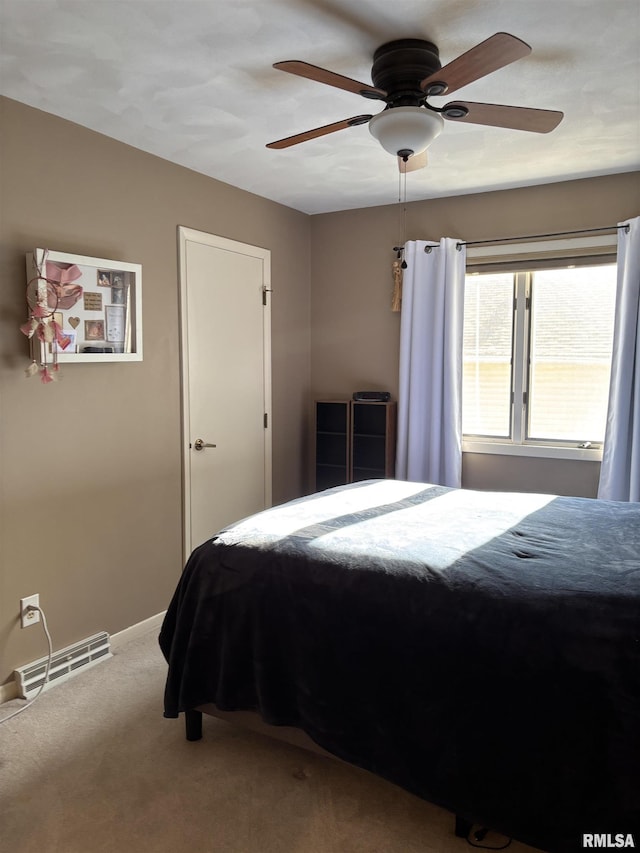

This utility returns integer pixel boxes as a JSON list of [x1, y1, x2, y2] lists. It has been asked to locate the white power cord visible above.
[[0, 605, 53, 724]]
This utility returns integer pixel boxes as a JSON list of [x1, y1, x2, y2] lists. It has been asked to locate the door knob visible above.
[[193, 438, 217, 451]]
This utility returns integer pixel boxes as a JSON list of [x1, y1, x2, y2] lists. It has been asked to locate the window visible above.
[[462, 261, 617, 457]]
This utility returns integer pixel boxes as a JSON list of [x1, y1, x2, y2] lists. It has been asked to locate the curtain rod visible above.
[[393, 223, 628, 254], [458, 223, 627, 248]]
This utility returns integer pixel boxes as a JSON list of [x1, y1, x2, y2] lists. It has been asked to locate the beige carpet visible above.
[[0, 626, 543, 853]]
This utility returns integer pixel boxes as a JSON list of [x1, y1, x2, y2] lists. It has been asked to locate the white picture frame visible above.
[[25, 248, 143, 363]]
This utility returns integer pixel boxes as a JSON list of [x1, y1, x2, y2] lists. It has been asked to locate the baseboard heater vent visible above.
[[14, 632, 112, 699]]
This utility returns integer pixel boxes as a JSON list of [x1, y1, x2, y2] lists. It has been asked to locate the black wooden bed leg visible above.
[[454, 815, 473, 838], [185, 708, 203, 741]]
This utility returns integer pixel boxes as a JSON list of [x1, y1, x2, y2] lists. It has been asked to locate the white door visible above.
[[178, 227, 272, 556]]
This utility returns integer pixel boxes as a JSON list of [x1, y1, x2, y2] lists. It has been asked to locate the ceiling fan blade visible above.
[[420, 32, 531, 96], [442, 101, 564, 133], [398, 150, 428, 173], [274, 61, 387, 100], [266, 115, 373, 149]]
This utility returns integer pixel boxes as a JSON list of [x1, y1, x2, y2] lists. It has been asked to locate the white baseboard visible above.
[[111, 611, 166, 651], [1, 611, 167, 705]]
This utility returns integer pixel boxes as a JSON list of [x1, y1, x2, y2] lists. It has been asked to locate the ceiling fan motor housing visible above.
[[267, 32, 563, 152], [371, 39, 441, 106]]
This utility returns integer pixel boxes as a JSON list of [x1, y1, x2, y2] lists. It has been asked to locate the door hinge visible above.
[[264, 412, 268, 429], [262, 286, 272, 306]]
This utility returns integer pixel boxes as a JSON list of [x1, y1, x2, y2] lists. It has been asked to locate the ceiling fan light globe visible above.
[[368, 107, 444, 157]]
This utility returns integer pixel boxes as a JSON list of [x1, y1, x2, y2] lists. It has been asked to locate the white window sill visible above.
[[462, 439, 603, 462]]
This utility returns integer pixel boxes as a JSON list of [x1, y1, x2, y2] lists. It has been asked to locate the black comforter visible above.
[[159, 480, 640, 852]]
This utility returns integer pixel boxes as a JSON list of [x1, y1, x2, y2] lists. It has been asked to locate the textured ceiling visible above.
[[1, 0, 639, 214]]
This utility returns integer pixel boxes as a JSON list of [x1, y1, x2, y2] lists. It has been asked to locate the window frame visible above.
[[462, 234, 618, 462]]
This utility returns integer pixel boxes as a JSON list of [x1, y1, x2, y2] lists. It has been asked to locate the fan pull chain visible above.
[[400, 168, 408, 268]]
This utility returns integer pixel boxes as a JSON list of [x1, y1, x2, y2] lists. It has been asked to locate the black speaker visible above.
[[353, 391, 391, 402]]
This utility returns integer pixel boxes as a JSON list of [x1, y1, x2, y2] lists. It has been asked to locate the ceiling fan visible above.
[[266, 33, 563, 169]]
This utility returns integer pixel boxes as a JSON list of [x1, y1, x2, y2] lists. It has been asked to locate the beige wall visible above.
[[309, 171, 640, 496], [1, 92, 638, 687], [0, 96, 311, 685]]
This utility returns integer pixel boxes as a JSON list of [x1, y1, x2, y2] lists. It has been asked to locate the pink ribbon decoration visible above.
[[45, 260, 83, 310], [45, 261, 82, 285]]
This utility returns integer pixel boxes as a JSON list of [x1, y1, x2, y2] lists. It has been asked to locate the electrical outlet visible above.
[[20, 594, 40, 628]]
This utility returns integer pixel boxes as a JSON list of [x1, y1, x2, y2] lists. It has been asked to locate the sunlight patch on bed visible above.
[[218, 480, 435, 544], [307, 487, 555, 571], [217, 481, 554, 570]]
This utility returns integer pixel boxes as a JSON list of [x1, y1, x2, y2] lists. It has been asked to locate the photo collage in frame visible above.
[[26, 249, 142, 363]]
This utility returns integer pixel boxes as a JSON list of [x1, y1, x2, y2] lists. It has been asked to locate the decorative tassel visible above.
[[392, 259, 403, 313], [40, 366, 54, 384], [25, 361, 39, 378]]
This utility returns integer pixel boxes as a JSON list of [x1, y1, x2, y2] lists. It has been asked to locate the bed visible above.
[[159, 479, 640, 853]]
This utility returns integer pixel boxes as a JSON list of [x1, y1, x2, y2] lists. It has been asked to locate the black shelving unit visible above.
[[314, 400, 351, 492], [351, 401, 396, 483], [313, 400, 396, 491]]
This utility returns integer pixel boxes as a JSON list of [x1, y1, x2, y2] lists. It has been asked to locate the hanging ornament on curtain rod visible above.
[[392, 256, 403, 313], [391, 164, 410, 312]]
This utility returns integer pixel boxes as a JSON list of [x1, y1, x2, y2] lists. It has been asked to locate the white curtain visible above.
[[598, 216, 640, 502], [396, 238, 466, 486]]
